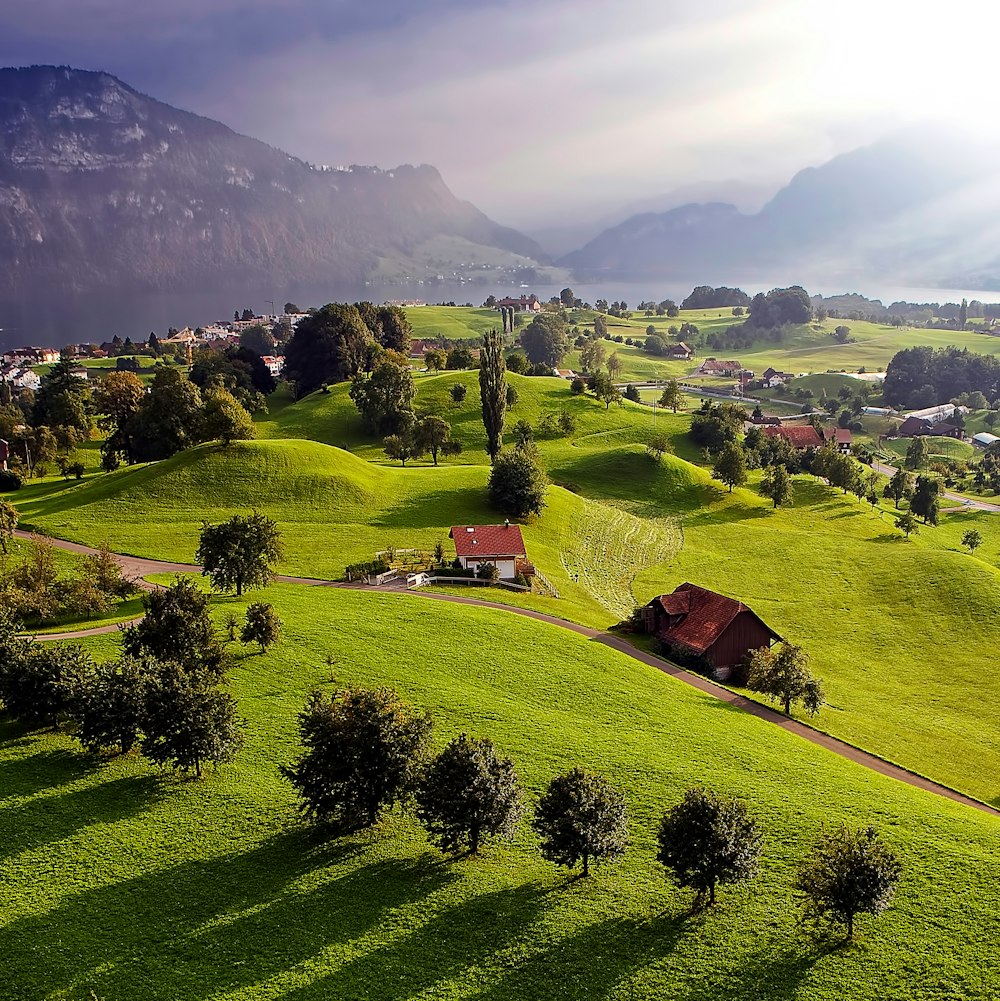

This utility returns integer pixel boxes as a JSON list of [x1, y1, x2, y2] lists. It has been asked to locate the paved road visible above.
[[871, 460, 1000, 513], [13, 530, 998, 818]]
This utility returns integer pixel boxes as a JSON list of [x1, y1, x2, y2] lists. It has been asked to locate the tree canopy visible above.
[[196, 512, 283, 597], [283, 303, 373, 396], [487, 448, 548, 517], [520, 315, 568, 367]]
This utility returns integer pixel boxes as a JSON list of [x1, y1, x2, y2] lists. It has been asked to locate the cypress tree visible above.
[[479, 328, 508, 463]]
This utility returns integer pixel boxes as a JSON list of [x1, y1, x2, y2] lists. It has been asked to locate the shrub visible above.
[[0, 469, 23, 491], [570, 377, 586, 395], [487, 449, 548, 517]]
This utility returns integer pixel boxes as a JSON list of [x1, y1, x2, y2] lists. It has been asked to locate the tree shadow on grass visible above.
[[0, 772, 166, 861], [870, 533, 908, 544], [277, 880, 550, 1001], [471, 908, 694, 1001], [0, 745, 102, 801], [2, 829, 455, 1001]]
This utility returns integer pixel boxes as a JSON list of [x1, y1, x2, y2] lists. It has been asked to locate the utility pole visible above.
[[265, 299, 275, 318]]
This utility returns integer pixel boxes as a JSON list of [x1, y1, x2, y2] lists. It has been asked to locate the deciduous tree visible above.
[[197, 512, 283, 597], [895, 510, 918, 539], [658, 380, 682, 413], [532, 767, 627, 876], [282, 686, 433, 829], [712, 441, 747, 492], [962, 528, 983, 554], [241, 602, 282, 652], [760, 463, 794, 508], [487, 448, 548, 517], [0, 498, 17, 554], [73, 656, 147, 755], [886, 468, 914, 508], [520, 315, 568, 367], [746, 643, 823, 715], [656, 787, 762, 907], [202, 387, 256, 445], [909, 475, 940, 525], [415, 733, 523, 855], [350, 359, 416, 435], [797, 825, 901, 941]]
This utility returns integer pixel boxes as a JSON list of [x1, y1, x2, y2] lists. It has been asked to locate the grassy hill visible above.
[[2, 585, 998, 1001]]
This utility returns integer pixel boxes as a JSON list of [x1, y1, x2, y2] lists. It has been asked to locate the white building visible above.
[[904, 403, 969, 424], [261, 355, 284, 377], [449, 523, 527, 580], [973, 432, 1000, 449]]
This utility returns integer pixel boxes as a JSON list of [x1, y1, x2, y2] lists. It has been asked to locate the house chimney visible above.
[[504, 518, 510, 528]]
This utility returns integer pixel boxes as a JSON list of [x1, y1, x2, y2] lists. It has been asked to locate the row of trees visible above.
[[283, 684, 899, 938], [883, 345, 1000, 409]]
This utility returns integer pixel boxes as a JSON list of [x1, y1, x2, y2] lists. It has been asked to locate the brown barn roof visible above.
[[450, 524, 526, 558], [896, 416, 934, 437], [649, 583, 779, 654], [762, 425, 822, 448], [823, 427, 853, 444]]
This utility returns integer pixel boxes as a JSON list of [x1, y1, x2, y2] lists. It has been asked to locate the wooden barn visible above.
[[641, 583, 780, 679]]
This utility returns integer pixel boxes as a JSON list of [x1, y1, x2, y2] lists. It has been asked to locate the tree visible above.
[[592, 372, 622, 410], [283, 303, 373, 396], [479, 328, 508, 463], [962, 528, 984, 554], [0, 498, 17, 554], [450, 383, 468, 404], [593, 314, 608, 338], [32, 353, 93, 435], [383, 431, 424, 466], [121, 577, 227, 679], [487, 449, 548, 517], [202, 387, 255, 445], [797, 825, 901, 941], [560, 287, 575, 307], [656, 787, 762, 907], [606, 351, 623, 380], [658, 380, 682, 414], [196, 512, 282, 597], [129, 368, 205, 462], [414, 415, 455, 465], [424, 348, 447, 371], [0, 641, 91, 724], [959, 297, 969, 329], [281, 686, 433, 830], [760, 464, 794, 508], [579, 338, 606, 373], [520, 314, 568, 367], [141, 660, 244, 777], [905, 436, 929, 470], [712, 441, 748, 492], [93, 370, 145, 463], [350, 359, 416, 435], [446, 346, 475, 370], [647, 434, 671, 462], [896, 510, 919, 539], [239, 324, 275, 357], [375, 304, 413, 355], [833, 325, 851, 343], [910, 475, 940, 525], [512, 419, 534, 448], [73, 656, 146, 755], [415, 733, 523, 855], [241, 602, 282, 652], [532, 767, 628, 877], [886, 468, 914, 509], [746, 643, 823, 715]]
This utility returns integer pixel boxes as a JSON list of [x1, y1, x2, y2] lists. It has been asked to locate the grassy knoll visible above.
[[882, 437, 976, 464], [3, 584, 999, 1001], [406, 304, 505, 342]]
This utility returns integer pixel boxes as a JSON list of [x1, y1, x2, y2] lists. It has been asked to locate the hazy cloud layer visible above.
[[0, 0, 994, 228]]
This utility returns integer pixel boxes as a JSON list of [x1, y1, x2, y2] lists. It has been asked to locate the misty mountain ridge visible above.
[[562, 133, 1000, 289], [0, 65, 550, 296]]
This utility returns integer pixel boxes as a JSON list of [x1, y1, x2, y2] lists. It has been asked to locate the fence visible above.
[[407, 573, 531, 593]]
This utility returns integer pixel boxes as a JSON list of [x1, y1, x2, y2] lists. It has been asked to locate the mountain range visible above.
[[0, 66, 551, 296], [561, 134, 1000, 289]]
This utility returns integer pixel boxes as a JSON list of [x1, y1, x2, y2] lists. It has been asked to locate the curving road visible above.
[[12, 530, 998, 818], [871, 459, 1000, 513]]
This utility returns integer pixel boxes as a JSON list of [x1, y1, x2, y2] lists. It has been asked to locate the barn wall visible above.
[[706, 612, 773, 670]]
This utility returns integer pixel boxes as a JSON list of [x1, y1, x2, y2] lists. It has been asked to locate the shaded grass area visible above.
[[2, 585, 999, 1001]]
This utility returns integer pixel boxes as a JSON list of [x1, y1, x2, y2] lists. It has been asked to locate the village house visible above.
[[822, 427, 853, 453], [761, 367, 794, 388], [495, 296, 542, 313], [698, 359, 743, 377], [0, 365, 41, 391], [261, 356, 284, 377], [762, 424, 823, 448], [667, 342, 693, 360], [449, 523, 529, 580], [553, 368, 577, 379], [896, 416, 963, 439], [640, 583, 780, 679]]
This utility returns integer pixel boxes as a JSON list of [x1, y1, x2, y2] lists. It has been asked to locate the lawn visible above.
[[2, 584, 998, 1001]]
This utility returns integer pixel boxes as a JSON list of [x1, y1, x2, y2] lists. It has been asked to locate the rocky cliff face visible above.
[[0, 66, 545, 294]]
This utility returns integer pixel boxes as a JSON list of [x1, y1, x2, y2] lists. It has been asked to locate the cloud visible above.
[[1, 0, 998, 230]]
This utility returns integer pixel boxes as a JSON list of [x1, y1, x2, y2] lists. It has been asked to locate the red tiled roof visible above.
[[762, 425, 822, 448], [823, 428, 853, 444], [651, 583, 779, 654], [449, 524, 526, 558]]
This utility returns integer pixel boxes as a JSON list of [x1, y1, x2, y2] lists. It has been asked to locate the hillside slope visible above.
[[0, 65, 547, 293]]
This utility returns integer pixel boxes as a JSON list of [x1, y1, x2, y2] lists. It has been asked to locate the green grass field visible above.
[[3, 585, 999, 1001]]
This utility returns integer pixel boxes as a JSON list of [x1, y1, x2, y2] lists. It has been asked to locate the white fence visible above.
[[407, 573, 531, 593]]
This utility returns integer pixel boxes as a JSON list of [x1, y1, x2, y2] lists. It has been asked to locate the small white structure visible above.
[[862, 406, 894, 417], [261, 355, 284, 377], [449, 523, 527, 580], [973, 432, 1000, 449]]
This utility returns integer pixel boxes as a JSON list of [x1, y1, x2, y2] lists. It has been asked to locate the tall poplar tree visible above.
[[479, 328, 508, 463]]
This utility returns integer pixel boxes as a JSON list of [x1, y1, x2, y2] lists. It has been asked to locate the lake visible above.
[[3, 278, 998, 353]]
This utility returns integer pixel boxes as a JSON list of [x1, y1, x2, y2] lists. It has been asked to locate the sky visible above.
[[0, 0, 996, 230]]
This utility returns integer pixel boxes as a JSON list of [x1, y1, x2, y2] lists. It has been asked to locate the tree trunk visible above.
[[432, 449, 438, 466], [709, 880, 716, 905], [195, 755, 201, 778], [470, 827, 480, 854], [582, 852, 590, 877], [784, 694, 791, 714], [846, 912, 854, 941]]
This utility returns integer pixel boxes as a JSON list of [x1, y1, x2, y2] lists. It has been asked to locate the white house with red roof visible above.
[[449, 523, 527, 579]]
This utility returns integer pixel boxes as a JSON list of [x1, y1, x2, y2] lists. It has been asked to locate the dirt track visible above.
[[13, 529, 997, 818]]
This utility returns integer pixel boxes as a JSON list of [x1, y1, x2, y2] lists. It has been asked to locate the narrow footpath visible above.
[[12, 529, 998, 818]]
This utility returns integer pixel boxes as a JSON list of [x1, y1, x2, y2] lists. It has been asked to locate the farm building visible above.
[[903, 403, 968, 424], [973, 432, 1000, 449], [449, 524, 528, 580], [762, 424, 823, 448], [699, 359, 743, 376], [667, 342, 693, 360], [761, 367, 794, 387], [640, 583, 780, 679], [496, 296, 542, 313], [896, 416, 963, 439], [822, 427, 853, 453]]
